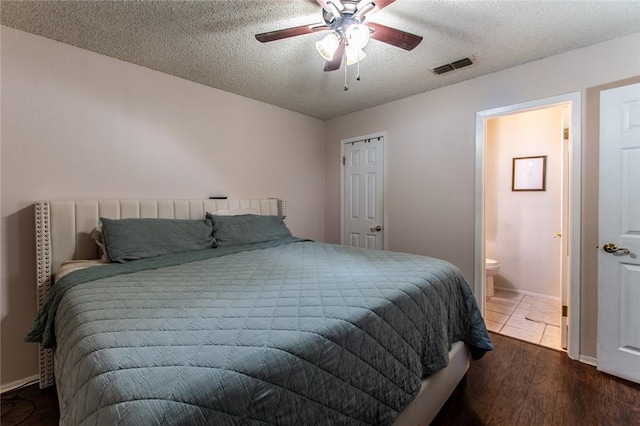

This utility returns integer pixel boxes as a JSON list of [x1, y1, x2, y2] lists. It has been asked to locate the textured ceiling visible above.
[[2, 0, 640, 120]]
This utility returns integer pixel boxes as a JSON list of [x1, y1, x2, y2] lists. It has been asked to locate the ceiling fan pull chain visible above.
[[356, 59, 361, 81], [344, 57, 349, 91]]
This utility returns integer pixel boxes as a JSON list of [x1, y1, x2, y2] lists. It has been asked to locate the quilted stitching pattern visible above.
[[52, 242, 492, 425], [208, 214, 291, 247], [101, 218, 215, 262]]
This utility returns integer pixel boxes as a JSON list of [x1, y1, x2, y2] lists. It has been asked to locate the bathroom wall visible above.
[[486, 107, 564, 298]]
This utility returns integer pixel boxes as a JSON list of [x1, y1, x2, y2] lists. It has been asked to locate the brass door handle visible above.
[[603, 243, 630, 255], [370, 225, 382, 232]]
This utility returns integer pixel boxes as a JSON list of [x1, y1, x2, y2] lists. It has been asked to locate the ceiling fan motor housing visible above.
[[332, 17, 361, 37]]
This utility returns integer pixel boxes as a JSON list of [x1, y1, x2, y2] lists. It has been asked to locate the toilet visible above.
[[485, 258, 500, 298]]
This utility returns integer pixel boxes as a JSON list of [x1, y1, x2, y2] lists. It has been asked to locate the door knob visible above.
[[370, 225, 382, 232], [603, 243, 630, 255]]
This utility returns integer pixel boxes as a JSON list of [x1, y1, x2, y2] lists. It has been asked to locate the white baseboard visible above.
[[0, 375, 39, 394], [494, 286, 561, 302], [579, 355, 598, 367]]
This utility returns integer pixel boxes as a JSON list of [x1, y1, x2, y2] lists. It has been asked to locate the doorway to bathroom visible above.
[[474, 92, 581, 360]]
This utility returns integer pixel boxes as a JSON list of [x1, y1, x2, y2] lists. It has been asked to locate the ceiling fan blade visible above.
[[367, 22, 423, 50], [255, 23, 329, 42], [316, 0, 330, 11], [369, 0, 396, 15], [329, 0, 345, 11], [324, 39, 345, 72], [316, 0, 344, 12], [354, 0, 375, 19]]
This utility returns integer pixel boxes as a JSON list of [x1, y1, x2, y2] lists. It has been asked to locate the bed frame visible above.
[[34, 198, 468, 424]]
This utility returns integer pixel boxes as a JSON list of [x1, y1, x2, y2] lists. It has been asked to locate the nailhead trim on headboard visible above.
[[35, 201, 55, 389], [281, 199, 287, 223]]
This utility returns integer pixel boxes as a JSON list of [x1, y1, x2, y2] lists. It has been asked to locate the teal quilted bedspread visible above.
[[27, 239, 492, 425]]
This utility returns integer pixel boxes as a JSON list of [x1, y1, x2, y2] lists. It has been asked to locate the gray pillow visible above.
[[101, 217, 216, 263], [208, 214, 291, 247]]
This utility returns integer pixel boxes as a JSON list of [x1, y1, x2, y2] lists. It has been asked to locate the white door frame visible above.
[[340, 131, 389, 250], [474, 92, 581, 360]]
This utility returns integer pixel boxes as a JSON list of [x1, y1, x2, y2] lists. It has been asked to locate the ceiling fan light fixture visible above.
[[316, 33, 341, 60], [345, 23, 370, 49]]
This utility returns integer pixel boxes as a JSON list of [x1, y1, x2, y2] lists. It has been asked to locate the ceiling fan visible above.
[[255, 0, 423, 72]]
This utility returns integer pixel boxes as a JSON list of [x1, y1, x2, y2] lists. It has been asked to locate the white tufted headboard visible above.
[[33, 198, 285, 388]]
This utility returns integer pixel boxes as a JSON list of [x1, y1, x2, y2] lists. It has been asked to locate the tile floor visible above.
[[485, 290, 564, 351]]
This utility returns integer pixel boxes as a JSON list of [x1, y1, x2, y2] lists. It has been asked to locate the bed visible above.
[[27, 199, 492, 425]]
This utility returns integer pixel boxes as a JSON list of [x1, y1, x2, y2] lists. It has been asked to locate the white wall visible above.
[[325, 32, 640, 358], [486, 107, 564, 298], [0, 27, 326, 388]]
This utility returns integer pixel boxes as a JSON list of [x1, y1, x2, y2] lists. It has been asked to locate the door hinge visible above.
[[342, 156, 345, 165], [563, 128, 569, 140], [562, 305, 568, 317]]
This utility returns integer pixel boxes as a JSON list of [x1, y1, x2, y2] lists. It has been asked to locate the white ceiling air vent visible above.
[[432, 57, 474, 75]]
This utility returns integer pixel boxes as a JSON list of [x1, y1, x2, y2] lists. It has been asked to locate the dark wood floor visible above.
[[2, 333, 639, 425], [432, 333, 640, 425], [1, 383, 58, 426]]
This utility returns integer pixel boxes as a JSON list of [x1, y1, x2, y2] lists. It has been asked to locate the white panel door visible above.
[[343, 137, 384, 249], [598, 82, 640, 383]]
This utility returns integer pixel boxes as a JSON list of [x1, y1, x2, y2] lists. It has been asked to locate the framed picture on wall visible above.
[[512, 155, 546, 191]]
